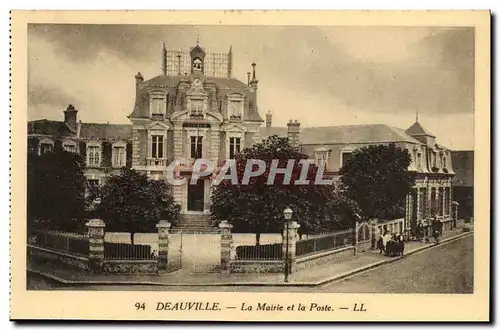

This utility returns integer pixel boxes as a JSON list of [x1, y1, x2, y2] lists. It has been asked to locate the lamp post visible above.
[[283, 207, 293, 283]]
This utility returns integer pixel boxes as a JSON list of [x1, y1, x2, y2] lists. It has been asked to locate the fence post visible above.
[[283, 221, 300, 274], [219, 220, 233, 275], [354, 220, 360, 256], [85, 219, 105, 273], [156, 220, 171, 273], [370, 219, 378, 249]]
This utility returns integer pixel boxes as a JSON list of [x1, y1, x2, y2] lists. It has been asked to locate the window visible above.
[[112, 146, 126, 167], [193, 58, 202, 71], [87, 179, 99, 188], [430, 187, 437, 216], [229, 100, 243, 120], [87, 145, 101, 167], [151, 135, 164, 159], [341, 152, 352, 168], [63, 143, 77, 153], [416, 151, 422, 170], [419, 188, 427, 219], [190, 136, 203, 159], [432, 151, 437, 168], [229, 137, 241, 159], [442, 155, 447, 169], [151, 97, 166, 116], [40, 143, 53, 155], [314, 148, 329, 167], [190, 99, 204, 118], [444, 187, 451, 215]]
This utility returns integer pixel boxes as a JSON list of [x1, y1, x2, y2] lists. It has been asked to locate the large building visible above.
[[260, 115, 456, 232], [451, 150, 474, 220], [28, 41, 458, 232]]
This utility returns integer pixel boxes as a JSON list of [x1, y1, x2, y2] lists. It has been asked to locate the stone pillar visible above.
[[416, 188, 421, 222], [219, 220, 233, 275], [86, 219, 105, 273], [156, 220, 171, 272], [452, 201, 459, 228], [282, 221, 300, 274]]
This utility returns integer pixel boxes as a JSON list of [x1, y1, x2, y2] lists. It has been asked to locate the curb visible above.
[[29, 231, 473, 288]]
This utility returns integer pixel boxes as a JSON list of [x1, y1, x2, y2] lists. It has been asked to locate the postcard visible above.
[[10, 10, 490, 321]]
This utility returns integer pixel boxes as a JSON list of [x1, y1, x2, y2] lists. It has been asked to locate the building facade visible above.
[[260, 115, 456, 233], [451, 150, 474, 220], [28, 42, 458, 232]]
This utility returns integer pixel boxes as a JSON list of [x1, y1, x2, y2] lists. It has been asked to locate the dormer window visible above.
[[63, 140, 77, 153], [149, 92, 167, 117], [190, 99, 205, 118], [38, 138, 54, 155], [314, 147, 329, 168], [193, 58, 203, 72], [228, 94, 244, 121]]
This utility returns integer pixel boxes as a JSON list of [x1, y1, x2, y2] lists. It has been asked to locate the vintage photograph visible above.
[[10, 10, 490, 321]]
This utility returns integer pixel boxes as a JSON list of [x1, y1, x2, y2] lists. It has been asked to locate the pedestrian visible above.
[[376, 228, 384, 254], [382, 231, 392, 255], [416, 221, 424, 242]]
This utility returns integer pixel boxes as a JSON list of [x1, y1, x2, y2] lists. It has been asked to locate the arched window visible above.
[[193, 58, 203, 72]]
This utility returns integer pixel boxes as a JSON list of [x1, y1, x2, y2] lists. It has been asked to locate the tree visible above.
[[94, 168, 181, 244], [339, 143, 416, 221], [27, 150, 87, 232], [211, 135, 353, 245]]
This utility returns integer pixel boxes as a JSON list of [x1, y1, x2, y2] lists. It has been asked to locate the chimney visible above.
[[266, 110, 272, 128], [135, 72, 144, 85], [287, 119, 301, 147], [250, 63, 258, 88], [64, 104, 78, 132]]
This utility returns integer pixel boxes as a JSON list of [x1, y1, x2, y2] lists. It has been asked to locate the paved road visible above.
[[27, 235, 473, 293]]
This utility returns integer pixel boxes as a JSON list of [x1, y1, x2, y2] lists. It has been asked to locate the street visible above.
[[27, 235, 473, 293]]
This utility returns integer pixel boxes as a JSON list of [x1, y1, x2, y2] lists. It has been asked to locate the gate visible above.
[[168, 229, 221, 273]]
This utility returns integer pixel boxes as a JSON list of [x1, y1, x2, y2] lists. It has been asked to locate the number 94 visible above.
[[135, 302, 146, 310]]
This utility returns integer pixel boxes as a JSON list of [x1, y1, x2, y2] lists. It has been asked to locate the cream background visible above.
[[10, 10, 490, 321]]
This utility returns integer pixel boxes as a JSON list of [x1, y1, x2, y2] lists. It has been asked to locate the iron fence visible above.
[[28, 230, 89, 257], [103, 242, 155, 260], [295, 228, 354, 257], [234, 243, 283, 260]]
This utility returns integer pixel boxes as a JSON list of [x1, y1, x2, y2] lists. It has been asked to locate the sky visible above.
[[27, 24, 475, 150]]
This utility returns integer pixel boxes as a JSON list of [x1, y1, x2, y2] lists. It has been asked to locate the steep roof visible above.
[[130, 74, 263, 122], [405, 121, 435, 137], [80, 123, 132, 141], [259, 124, 422, 145], [28, 119, 132, 141], [28, 120, 74, 136]]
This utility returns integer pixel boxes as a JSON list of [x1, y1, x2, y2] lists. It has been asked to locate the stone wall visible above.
[[230, 260, 283, 273], [102, 260, 158, 274], [28, 245, 89, 271], [295, 246, 355, 272]]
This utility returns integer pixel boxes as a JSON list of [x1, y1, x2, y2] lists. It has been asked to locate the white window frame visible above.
[[314, 146, 329, 167], [62, 139, 78, 153], [340, 146, 355, 169], [414, 146, 422, 171], [38, 138, 54, 155], [149, 91, 167, 117], [185, 127, 209, 160], [112, 141, 127, 168], [227, 93, 244, 121], [225, 127, 245, 160], [149, 134, 165, 159], [86, 141, 102, 167], [441, 151, 448, 169]]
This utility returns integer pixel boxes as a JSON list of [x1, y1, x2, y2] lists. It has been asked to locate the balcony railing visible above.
[[229, 114, 242, 121], [189, 111, 204, 119], [146, 158, 168, 168]]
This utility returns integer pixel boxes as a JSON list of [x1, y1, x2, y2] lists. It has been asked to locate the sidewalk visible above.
[[28, 223, 473, 287]]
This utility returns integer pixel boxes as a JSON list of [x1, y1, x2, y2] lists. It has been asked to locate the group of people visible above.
[[377, 231, 405, 257], [414, 215, 443, 243]]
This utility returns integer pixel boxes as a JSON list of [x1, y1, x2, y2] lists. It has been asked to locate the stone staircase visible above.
[[173, 214, 220, 233]]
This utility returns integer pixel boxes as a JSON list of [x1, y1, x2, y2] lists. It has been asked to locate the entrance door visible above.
[[187, 179, 204, 212]]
